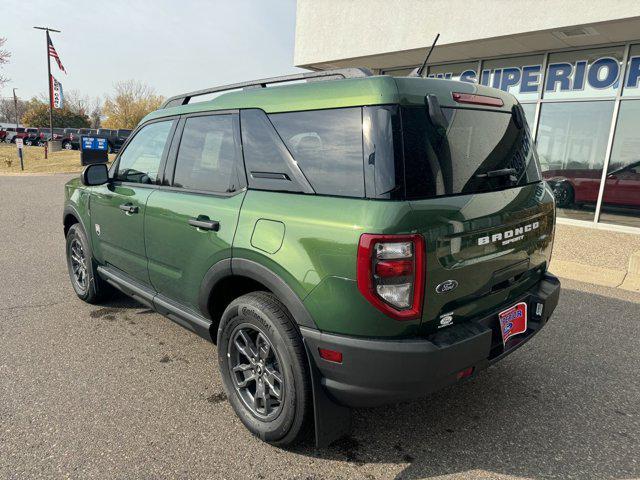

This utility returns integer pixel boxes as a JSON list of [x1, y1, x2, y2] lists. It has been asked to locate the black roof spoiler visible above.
[[160, 68, 374, 109]]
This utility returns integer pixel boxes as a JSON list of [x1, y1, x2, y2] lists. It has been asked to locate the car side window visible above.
[[269, 108, 365, 197], [115, 121, 173, 184], [240, 109, 308, 193], [172, 114, 241, 193]]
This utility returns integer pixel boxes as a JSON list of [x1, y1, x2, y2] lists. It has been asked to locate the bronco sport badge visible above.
[[477, 221, 540, 247]]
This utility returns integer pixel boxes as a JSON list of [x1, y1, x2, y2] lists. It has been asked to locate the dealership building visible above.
[[295, 1, 640, 233]]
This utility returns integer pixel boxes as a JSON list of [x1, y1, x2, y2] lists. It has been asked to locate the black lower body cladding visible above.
[[302, 274, 560, 408]]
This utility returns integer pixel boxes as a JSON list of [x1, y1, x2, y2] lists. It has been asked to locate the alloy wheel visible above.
[[227, 324, 285, 420], [69, 238, 88, 291]]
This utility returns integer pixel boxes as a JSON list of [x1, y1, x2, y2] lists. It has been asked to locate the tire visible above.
[[62, 141, 72, 150], [553, 182, 575, 208], [65, 223, 112, 304], [217, 292, 312, 446], [24, 139, 32, 146]]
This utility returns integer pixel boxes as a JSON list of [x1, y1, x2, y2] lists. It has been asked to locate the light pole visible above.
[[13, 87, 23, 171], [12, 87, 18, 130]]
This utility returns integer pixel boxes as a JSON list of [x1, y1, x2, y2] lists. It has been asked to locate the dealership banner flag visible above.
[[50, 75, 64, 109]]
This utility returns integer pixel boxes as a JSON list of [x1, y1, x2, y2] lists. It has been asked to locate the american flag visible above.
[[47, 34, 66, 74]]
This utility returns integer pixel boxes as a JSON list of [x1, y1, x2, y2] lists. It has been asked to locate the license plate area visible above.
[[498, 301, 528, 346]]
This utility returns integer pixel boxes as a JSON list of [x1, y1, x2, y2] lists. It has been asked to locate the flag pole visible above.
[[33, 26, 61, 151], [46, 31, 53, 141]]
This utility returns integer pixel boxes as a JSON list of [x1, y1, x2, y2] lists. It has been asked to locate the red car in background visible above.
[[543, 160, 640, 209]]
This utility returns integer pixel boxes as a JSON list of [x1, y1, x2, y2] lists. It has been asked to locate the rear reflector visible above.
[[375, 260, 413, 278], [456, 367, 474, 380], [452, 92, 504, 107], [319, 348, 343, 363]]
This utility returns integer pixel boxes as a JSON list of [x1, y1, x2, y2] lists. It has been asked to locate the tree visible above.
[[0, 37, 10, 90], [21, 98, 90, 128], [102, 80, 164, 129], [64, 89, 91, 116], [89, 97, 102, 129], [0, 97, 26, 124]]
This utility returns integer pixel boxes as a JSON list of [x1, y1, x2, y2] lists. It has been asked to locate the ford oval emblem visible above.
[[436, 280, 458, 294]]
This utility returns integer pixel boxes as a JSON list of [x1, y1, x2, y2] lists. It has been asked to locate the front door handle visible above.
[[188, 217, 220, 231], [119, 203, 138, 214]]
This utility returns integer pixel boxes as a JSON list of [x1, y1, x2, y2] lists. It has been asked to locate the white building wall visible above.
[[295, 0, 640, 69]]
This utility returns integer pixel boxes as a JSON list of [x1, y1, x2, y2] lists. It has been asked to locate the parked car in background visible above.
[[4, 127, 18, 143], [0, 129, 6, 142], [544, 160, 640, 209], [62, 128, 90, 150], [22, 128, 38, 145], [7, 127, 25, 143], [97, 128, 132, 153], [25, 128, 40, 146]]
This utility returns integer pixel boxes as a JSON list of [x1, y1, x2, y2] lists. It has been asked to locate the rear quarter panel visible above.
[[234, 190, 419, 338]]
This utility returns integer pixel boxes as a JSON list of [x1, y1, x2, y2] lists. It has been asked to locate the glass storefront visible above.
[[599, 100, 640, 227], [383, 42, 640, 230], [537, 101, 614, 221]]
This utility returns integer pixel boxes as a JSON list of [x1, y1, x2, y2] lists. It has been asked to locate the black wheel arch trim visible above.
[[63, 204, 87, 237], [197, 258, 317, 329]]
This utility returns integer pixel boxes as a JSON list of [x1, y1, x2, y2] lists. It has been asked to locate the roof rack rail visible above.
[[160, 68, 374, 109]]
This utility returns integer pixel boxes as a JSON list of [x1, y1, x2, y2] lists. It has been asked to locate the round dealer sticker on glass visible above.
[[498, 302, 528, 345]]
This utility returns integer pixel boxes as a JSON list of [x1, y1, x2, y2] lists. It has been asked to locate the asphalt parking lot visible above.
[[1, 174, 639, 480]]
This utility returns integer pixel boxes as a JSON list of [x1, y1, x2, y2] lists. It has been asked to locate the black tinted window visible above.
[[116, 121, 173, 184], [173, 115, 240, 193], [402, 106, 541, 199], [269, 108, 364, 197], [240, 109, 308, 193], [363, 105, 404, 199]]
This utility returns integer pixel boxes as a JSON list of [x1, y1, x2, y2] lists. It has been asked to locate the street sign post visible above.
[[15, 137, 24, 171]]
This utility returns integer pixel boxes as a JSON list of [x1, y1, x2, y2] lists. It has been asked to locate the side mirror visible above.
[[81, 163, 109, 186]]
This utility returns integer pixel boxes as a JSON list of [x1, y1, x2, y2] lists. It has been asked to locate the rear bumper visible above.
[[301, 273, 560, 408]]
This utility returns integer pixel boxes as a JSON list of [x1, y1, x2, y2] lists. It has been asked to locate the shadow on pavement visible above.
[[97, 287, 639, 479], [294, 286, 640, 479]]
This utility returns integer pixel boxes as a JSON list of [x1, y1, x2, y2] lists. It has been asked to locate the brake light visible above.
[[452, 92, 504, 107], [357, 234, 425, 321]]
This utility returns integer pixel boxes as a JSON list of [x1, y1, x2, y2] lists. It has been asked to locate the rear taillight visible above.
[[357, 234, 425, 321], [452, 92, 504, 107]]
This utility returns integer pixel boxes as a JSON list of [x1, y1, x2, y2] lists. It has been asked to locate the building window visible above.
[[543, 46, 625, 100], [520, 103, 536, 130], [537, 101, 614, 222], [427, 61, 478, 83], [598, 100, 640, 228], [481, 54, 545, 102]]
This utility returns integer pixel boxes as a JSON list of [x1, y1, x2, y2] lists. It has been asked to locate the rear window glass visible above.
[[269, 108, 364, 197], [402, 106, 541, 199]]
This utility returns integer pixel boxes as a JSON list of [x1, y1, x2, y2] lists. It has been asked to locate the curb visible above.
[[551, 254, 640, 293]]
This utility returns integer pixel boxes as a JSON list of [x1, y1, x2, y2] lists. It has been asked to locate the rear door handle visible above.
[[119, 203, 138, 214], [188, 217, 220, 231]]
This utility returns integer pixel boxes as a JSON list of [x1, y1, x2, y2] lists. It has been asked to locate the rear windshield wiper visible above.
[[476, 168, 518, 183]]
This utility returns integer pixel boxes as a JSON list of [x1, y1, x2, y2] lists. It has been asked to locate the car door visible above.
[[144, 111, 245, 312], [90, 118, 177, 285]]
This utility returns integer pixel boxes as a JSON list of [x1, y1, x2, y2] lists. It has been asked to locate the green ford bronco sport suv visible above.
[[63, 68, 560, 446]]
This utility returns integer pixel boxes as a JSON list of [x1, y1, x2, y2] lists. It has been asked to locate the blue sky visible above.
[[0, 0, 303, 100]]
